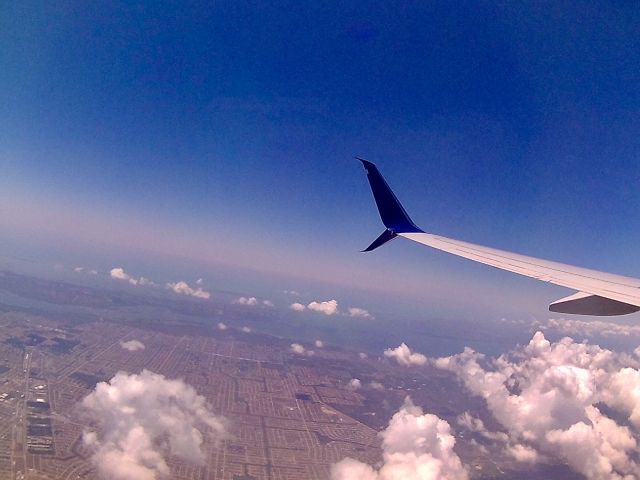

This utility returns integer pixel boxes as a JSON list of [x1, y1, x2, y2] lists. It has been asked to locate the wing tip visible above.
[[357, 158, 422, 234], [362, 229, 397, 252], [356, 156, 375, 170]]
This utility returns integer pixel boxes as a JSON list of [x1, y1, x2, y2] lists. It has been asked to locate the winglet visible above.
[[358, 158, 423, 252], [362, 229, 398, 252], [358, 158, 423, 240]]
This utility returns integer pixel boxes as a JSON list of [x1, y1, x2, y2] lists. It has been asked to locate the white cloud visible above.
[[233, 296, 274, 307], [505, 443, 539, 463], [234, 296, 258, 306], [359, 352, 368, 359], [284, 289, 300, 296], [290, 343, 314, 356], [81, 370, 226, 480], [384, 343, 427, 366], [196, 278, 203, 285], [434, 331, 640, 480], [120, 340, 145, 352], [290, 302, 306, 312], [369, 381, 384, 391], [534, 317, 640, 338], [602, 367, 640, 428], [348, 307, 372, 319], [331, 397, 468, 480], [110, 267, 154, 286], [110, 267, 139, 285], [456, 412, 483, 433], [347, 378, 362, 390], [241, 326, 251, 333], [307, 299, 339, 316], [287, 299, 371, 318], [315, 340, 324, 348], [332, 459, 378, 480], [76, 266, 98, 275], [217, 322, 227, 331], [166, 281, 210, 299], [455, 412, 508, 443]]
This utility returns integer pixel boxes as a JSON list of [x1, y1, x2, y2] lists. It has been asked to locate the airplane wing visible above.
[[359, 158, 640, 316]]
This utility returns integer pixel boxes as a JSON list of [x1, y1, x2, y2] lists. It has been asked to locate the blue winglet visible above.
[[358, 158, 423, 241], [362, 228, 398, 252]]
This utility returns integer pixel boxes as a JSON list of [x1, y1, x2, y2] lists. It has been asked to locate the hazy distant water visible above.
[[248, 308, 640, 358], [236, 309, 534, 358], [0, 248, 537, 358], [4, 274, 638, 362]]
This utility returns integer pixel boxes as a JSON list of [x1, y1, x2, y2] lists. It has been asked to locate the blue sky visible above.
[[2, 2, 640, 321]]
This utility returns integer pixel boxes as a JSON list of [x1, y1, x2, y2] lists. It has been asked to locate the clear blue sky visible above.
[[2, 2, 640, 320]]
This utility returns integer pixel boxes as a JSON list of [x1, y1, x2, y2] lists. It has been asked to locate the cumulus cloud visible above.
[[384, 343, 427, 366], [75, 266, 99, 275], [359, 352, 368, 360], [505, 443, 539, 463], [290, 302, 306, 312], [233, 296, 273, 307], [290, 343, 314, 356], [166, 281, 210, 299], [291, 343, 305, 354], [241, 326, 251, 333], [331, 397, 468, 480], [196, 278, 204, 285], [456, 412, 508, 444], [348, 307, 373, 319], [287, 299, 372, 318], [369, 381, 384, 391], [120, 340, 145, 352], [315, 340, 324, 348], [434, 331, 640, 480], [347, 378, 362, 390], [110, 267, 154, 286], [535, 317, 640, 339], [307, 299, 339, 315], [234, 296, 258, 306], [217, 322, 227, 331], [110, 267, 139, 285], [81, 370, 226, 480]]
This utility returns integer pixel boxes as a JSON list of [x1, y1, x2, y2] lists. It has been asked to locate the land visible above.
[[0, 271, 579, 479]]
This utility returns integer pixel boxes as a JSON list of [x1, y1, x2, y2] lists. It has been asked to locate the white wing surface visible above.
[[359, 159, 640, 316]]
